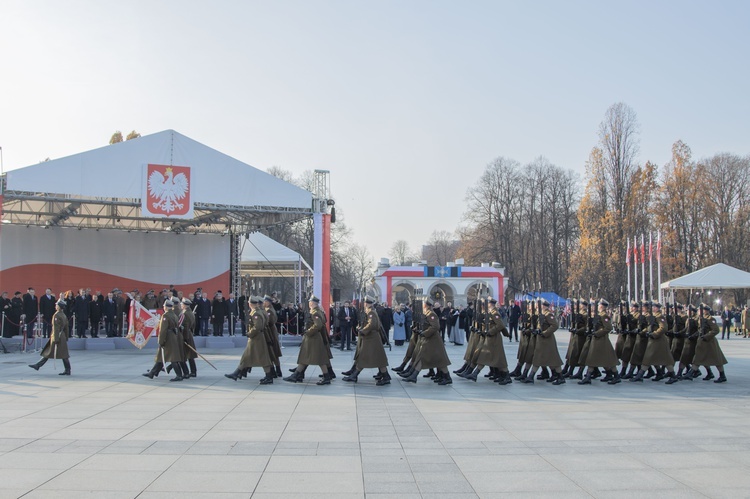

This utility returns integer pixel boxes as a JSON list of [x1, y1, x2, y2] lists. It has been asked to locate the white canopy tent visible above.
[[660, 263, 750, 290], [240, 232, 312, 303]]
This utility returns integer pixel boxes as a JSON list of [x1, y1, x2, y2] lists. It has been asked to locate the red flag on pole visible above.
[[656, 232, 662, 262], [648, 233, 653, 262], [640, 238, 645, 264]]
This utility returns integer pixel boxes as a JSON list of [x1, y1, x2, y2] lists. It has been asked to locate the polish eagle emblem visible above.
[[148, 167, 189, 214]]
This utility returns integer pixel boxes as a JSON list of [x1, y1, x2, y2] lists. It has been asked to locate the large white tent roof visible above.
[[1, 130, 314, 234], [660, 263, 750, 290]]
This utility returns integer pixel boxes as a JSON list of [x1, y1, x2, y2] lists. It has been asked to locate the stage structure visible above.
[[373, 258, 508, 306], [0, 130, 332, 299]]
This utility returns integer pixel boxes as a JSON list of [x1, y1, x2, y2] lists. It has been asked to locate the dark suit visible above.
[[22, 293, 39, 338], [89, 298, 102, 337], [73, 295, 90, 337], [509, 303, 521, 341], [226, 298, 239, 335], [39, 294, 56, 338], [196, 298, 211, 336], [102, 298, 117, 337], [721, 310, 732, 339], [338, 306, 356, 350], [211, 298, 226, 336]]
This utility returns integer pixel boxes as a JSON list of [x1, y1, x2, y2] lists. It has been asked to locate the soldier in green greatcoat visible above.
[[342, 297, 390, 385], [143, 299, 185, 381], [284, 296, 332, 385], [401, 298, 453, 385], [29, 298, 71, 375]]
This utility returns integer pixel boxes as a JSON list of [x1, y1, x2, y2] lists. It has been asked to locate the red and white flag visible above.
[[648, 233, 653, 262], [656, 231, 662, 262], [640, 235, 646, 264], [127, 298, 160, 349], [626, 240, 631, 266]]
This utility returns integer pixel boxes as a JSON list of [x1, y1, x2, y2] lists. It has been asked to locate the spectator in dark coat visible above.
[[73, 289, 90, 338], [102, 292, 117, 337], [22, 288, 39, 339], [508, 300, 521, 342], [39, 288, 57, 338], [211, 291, 227, 336], [89, 293, 102, 338]]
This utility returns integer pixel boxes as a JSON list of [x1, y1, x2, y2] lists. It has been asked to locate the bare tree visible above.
[[389, 240, 416, 266], [422, 230, 458, 266]]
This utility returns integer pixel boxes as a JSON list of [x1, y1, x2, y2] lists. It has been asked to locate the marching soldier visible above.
[[29, 298, 71, 375], [630, 301, 677, 383], [181, 298, 198, 378], [453, 298, 485, 377], [226, 296, 274, 384], [392, 314, 420, 374], [521, 299, 565, 385], [342, 297, 390, 385], [459, 297, 512, 384], [677, 305, 700, 380], [578, 299, 621, 385], [670, 304, 686, 366], [682, 303, 728, 383], [143, 299, 184, 381], [401, 298, 453, 385], [512, 301, 538, 381], [561, 299, 584, 378], [618, 302, 640, 378], [284, 296, 332, 385], [263, 295, 284, 378], [567, 300, 589, 379], [626, 301, 650, 379]]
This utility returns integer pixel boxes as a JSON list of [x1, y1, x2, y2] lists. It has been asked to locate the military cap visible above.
[[641, 300, 651, 307], [620, 300, 628, 306], [164, 300, 174, 308], [424, 297, 435, 307], [488, 297, 497, 304], [688, 304, 698, 312], [540, 298, 550, 306], [181, 298, 192, 305], [630, 301, 640, 308], [676, 303, 684, 310], [651, 301, 662, 308], [308, 295, 320, 303], [250, 296, 262, 304], [171, 296, 180, 304], [599, 299, 610, 307], [700, 302, 712, 312], [56, 298, 67, 307], [364, 296, 376, 304], [263, 295, 273, 302]]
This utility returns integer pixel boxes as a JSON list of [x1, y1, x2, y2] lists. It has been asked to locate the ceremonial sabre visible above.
[[53, 343, 57, 371], [160, 347, 166, 371], [184, 342, 217, 370]]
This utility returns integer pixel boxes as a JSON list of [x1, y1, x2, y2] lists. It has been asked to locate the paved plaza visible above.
[[1, 336, 749, 499]]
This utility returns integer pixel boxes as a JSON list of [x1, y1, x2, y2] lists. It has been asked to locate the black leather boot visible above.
[[619, 364, 628, 377], [546, 371, 558, 383], [703, 368, 715, 381], [552, 372, 566, 385], [432, 371, 444, 382], [592, 367, 602, 379], [423, 368, 436, 378], [376, 371, 391, 386], [681, 368, 695, 381], [342, 363, 357, 376], [497, 371, 513, 385], [630, 369, 645, 382], [398, 366, 414, 378], [665, 372, 679, 384], [437, 372, 453, 385], [142, 363, 160, 379], [275, 365, 283, 378], [652, 367, 666, 381], [644, 367, 655, 379], [225, 368, 242, 381], [600, 370, 614, 382], [343, 369, 360, 383], [392, 361, 408, 373], [59, 359, 71, 375], [570, 367, 584, 380], [578, 369, 592, 385], [714, 372, 727, 383], [170, 363, 184, 382], [189, 359, 197, 377], [560, 363, 569, 377], [464, 367, 481, 381], [327, 365, 336, 380], [453, 362, 469, 375], [521, 368, 536, 384], [623, 365, 636, 379], [607, 370, 622, 385], [536, 367, 550, 380], [283, 370, 304, 383], [259, 372, 274, 385], [316, 372, 332, 385], [28, 358, 48, 371], [509, 363, 522, 378], [402, 369, 419, 383]]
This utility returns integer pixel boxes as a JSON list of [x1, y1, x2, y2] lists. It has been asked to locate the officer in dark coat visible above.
[[29, 298, 71, 374], [181, 298, 198, 377], [264, 295, 283, 378]]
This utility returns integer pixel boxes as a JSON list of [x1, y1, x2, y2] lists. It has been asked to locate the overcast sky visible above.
[[1, 1, 748, 264]]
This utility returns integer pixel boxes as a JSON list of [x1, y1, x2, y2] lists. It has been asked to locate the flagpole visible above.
[[633, 236, 638, 301], [626, 239, 631, 302], [657, 231, 662, 304], [649, 232, 654, 301], [641, 234, 646, 301]]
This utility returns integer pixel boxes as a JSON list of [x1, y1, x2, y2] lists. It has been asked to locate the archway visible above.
[[392, 280, 417, 306], [428, 281, 457, 307]]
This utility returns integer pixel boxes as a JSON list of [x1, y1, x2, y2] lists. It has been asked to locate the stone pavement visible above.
[[1, 335, 749, 499]]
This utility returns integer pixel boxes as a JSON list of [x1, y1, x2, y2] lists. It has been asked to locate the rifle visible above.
[[411, 289, 424, 338]]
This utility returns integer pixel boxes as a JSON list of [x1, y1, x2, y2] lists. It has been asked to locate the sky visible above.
[[1, 0, 749, 264]]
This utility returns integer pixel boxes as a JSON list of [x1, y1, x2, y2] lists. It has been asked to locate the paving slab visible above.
[[0, 336, 749, 498]]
